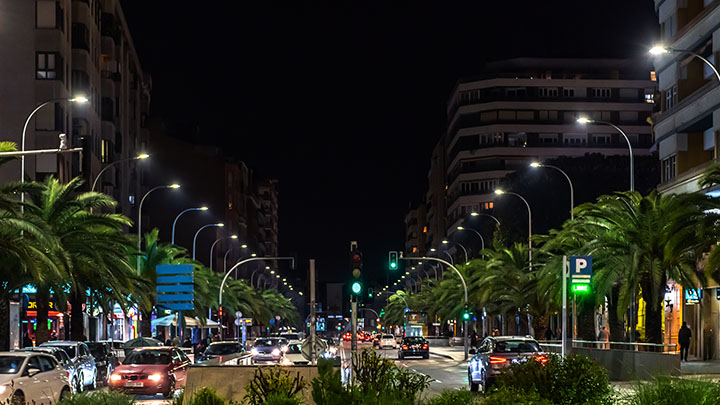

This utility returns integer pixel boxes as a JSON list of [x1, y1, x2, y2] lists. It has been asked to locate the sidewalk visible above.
[[680, 359, 720, 376]]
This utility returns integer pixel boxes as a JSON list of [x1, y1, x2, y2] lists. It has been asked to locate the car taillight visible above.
[[402, 345, 408, 349], [422, 344, 428, 349], [489, 356, 507, 364], [66, 370, 71, 378], [534, 355, 548, 364]]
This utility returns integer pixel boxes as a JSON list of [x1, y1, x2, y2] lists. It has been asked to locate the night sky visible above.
[[120, 1, 659, 285]]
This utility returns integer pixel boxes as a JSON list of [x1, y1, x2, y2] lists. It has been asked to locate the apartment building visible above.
[[442, 58, 656, 243], [404, 204, 427, 258], [652, 0, 720, 360]]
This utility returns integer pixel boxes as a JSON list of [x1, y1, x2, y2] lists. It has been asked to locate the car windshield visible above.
[[0, 357, 24, 374], [45, 345, 76, 359], [287, 344, 302, 354], [206, 344, 240, 355], [494, 340, 541, 353], [403, 337, 425, 344], [86, 344, 106, 358], [382, 335, 394, 339], [254, 339, 281, 347], [124, 350, 171, 365]]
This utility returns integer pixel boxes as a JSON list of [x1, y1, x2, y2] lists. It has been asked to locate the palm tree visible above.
[[23, 176, 137, 343]]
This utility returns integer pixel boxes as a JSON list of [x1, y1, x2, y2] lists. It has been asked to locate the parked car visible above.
[[398, 336, 429, 359], [85, 341, 117, 385], [196, 342, 246, 364], [250, 337, 288, 364], [20, 346, 84, 394], [467, 336, 546, 393], [109, 347, 191, 398], [40, 341, 97, 390], [378, 334, 397, 349], [98, 340, 126, 363], [0, 351, 72, 404], [281, 341, 309, 365]]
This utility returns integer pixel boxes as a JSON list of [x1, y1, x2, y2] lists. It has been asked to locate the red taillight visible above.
[[489, 356, 507, 364], [534, 355, 548, 364], [402, 345, 408, 349], [422, 344, 428, 349], [66, 370, 70, 378]]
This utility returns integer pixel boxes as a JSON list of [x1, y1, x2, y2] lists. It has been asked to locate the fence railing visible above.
[[540, 339, 678, 353]]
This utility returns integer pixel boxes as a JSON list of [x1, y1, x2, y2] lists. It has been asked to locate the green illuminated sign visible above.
[[572, 284, 590, 293]]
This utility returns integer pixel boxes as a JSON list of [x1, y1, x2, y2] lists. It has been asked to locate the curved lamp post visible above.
[[209, 235, 238, 271], [469, 212, 501, 225], [192, 222, 224, 260], [457, 226, 485, 258], [650, 46, 720, 82], [137, 184, 180, 272], [530, 162, 574, 220], [494, 189, 532, 269], [171, 206, 209, 245], [92, 153, 149, 192], [577, 117, 634, 191]]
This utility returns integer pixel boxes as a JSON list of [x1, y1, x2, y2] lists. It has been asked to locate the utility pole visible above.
[[310, 259, 317, 364]]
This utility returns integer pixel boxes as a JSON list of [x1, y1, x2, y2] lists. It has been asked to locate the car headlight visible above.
[[281, 345, 288, 353], [148, 373, 163, 382], [271, 348, 281, 356], [110, 374, 121, 382], [251, 348, 259, 356], [329, 347, 337, 354], [0, 384, 8, 395]]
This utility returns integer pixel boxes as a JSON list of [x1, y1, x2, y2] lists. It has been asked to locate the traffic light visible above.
[[367, 287, 373, 298], [389, 251, 398, 270], [462, 305, 471, 321], [351, 281, 362, 295], [350, 244, 363, 296]]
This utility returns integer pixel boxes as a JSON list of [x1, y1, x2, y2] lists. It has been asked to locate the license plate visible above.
[[124, 382, 143, 387]]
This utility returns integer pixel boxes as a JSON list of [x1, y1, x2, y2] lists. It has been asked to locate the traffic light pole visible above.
[[402, 256, 469, 360], [310, 259, 317, 364], [351, 296, 358, 354]]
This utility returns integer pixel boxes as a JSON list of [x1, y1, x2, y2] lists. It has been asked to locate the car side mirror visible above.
[[469, 349, 477, 355], [27, 367, 42, 377]]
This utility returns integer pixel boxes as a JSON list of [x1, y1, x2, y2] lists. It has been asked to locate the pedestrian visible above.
[[171, 335, 179, 347], [470, 331, 478, 349], [597, 326, 610, 349], [165, 339, 172, 346], [544, 326, 554, 341], [678, 321, 691, 361], [183, 337, 192, 348]]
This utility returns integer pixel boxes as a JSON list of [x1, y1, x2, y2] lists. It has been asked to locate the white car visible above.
[[0, 351, 72, 404], [281, 341, 309, 365], [379, 334, 397, 349]]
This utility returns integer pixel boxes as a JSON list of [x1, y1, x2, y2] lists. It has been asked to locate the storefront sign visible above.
[[685, 289, 702, 305]]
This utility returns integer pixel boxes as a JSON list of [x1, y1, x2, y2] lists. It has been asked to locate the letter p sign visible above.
[[570, 256, 592, 283]]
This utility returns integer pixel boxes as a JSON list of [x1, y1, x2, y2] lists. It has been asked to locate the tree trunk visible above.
[[642, 281, 665, 345], [577, 297, 596, 342], [0, 292, 9, 351], [141, 308, 152, 337], [608, 286, 626, 342], [70, 291, 85, 341], [531, 314, 547, 340], [35, 285, 50, 345]]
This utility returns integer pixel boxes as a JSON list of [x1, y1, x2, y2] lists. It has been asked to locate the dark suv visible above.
[[398, 336, 429, 359], [467, 336, 546, 393]]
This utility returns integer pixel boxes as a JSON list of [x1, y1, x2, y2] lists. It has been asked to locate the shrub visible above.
[[57, 390, 134, 405], [627, 376, 720, 405], [264, 393, 303, 405], [426, 388, 479, 405], [312, 358, 354, 405], [351, 348, 431, 403], [494, 354, 612, 405], [243, 366, 305, 405], [481, 387, 553, 405], [183, 387, 226, 405]]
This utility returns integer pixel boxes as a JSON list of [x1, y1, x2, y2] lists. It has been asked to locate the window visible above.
[[37, 0, 64, 30], [662, 155, 677, 182], [563, 88, 575, 97], [564, 134, 586, 145], [538, 111, 558, 120], [591, 88, 611, 98], [538, 88, 558, 97], [592, 134, 611, 144], [539, 134, 558, 144], [71, 23, 90, 51], [506, 87, 526, 97], [516, 111, 534, 120], [645, 92, 655, 104], [662, 14, 676, 40], [665, 85, 678, 110], [101, 139, 110, 163], [37, 52, 62, 80]]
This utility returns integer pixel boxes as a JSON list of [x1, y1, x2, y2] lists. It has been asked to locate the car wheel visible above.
[[469, 373, 479, 393], [10, 390, 24, 405], [75, 373, 84, 393], [398, 353, 404, 360], [89, 369, 97, 390], [164, 377, 176, 399], [59, 386, 72, 401], [423, 353, 429, 359]]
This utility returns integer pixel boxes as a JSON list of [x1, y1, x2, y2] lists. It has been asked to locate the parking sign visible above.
[[570, 256, 592, 284]]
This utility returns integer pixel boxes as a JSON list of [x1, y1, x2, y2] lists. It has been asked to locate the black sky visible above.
[[120, 1, 659, 285]]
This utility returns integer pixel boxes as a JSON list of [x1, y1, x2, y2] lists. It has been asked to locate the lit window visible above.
[[100, 139, 109, 163], [37, 52, 61, 80], [650, 71, 657, 81], [412, 247, 418, 253], [422, 226, 427, 233]]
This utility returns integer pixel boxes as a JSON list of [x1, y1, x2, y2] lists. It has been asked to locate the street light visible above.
[[209, 234, 237, 271], [494, 189, 532, 269], [192, 223, 224, 260], [577, 117, 634, 191], [223, 245, 248, 274], [21, 96, 88, 191], [650, 45, 720, 81], [91, 153, 150, 192], [530, 162, 574, 220], [457, 226, 485, 253], [171, 206, 209, 245], [137, 184, 180, 272]]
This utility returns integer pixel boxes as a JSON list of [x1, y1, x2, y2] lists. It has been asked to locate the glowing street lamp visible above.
[[650, 45, 720, 81], [495, 189, 532, 268], [577, 117, 634, 191], [530, 162, 574, 220]]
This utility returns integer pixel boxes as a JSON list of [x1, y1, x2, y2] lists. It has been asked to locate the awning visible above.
[[150, 314, 221, 328]]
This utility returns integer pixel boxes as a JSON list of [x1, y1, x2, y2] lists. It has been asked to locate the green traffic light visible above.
[[390, 262, 397, 269], [463, 312, 470, 320], [351, 282, 362, 294]]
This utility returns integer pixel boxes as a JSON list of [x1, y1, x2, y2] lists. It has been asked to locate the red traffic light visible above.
[[352, 253, 362, 264]]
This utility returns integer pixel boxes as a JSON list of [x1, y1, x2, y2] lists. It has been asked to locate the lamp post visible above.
[[650, 45, 720, 82], [137, 184, 180, 272], [577, 117, 634, 191], [457, 226, 485, 258], [530, 162, 574, 220], [469, 212, 501, 225], [192, 223, 224, 260], [494, 189, 532, 269], [21, 96, 88, 192], [209, 235, 237, 271], [171, 206, 209, 245], [92, 153, 149, 192], [224, 245, 248, 274]]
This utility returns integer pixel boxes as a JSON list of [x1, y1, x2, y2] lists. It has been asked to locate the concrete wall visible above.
[[183, 364, 336, 404], [544, 345, 680, 381]]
